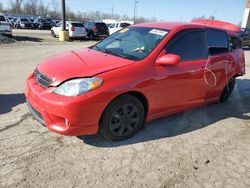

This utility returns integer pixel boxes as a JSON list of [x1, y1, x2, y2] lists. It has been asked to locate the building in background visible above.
[[242, 0, 250, 28]]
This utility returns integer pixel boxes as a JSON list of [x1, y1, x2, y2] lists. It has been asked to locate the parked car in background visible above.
[[0, 14, 12, 38], [26, 22, 245, 141], [33, 17, 52, 30], [51, 21, 87, 39], [84, 22, 109, 40], [16, 17, 32, 29], [109, 22, 131, 35], [239, 28, 250, 48]]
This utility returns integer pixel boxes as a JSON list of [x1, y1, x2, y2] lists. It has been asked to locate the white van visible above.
[[0, 15, 12, 38]]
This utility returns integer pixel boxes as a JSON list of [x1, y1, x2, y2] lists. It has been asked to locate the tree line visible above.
[[0, 0, 156, 23]]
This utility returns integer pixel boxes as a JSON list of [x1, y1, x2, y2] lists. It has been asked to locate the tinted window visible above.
[[0, 16, 6, 22], [121, 23, 130, 28], [166, 30, 206, 61], [95, 23, 108, 30], [21, 18, 29, 22], [206, 29, 228, 48], [230, 36, 241, 50], [71, 23, 83, 27]]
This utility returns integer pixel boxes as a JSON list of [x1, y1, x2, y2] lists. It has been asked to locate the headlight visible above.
[[53, 78, 103, 96]]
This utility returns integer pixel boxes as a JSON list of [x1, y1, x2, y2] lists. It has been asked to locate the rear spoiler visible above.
[[192, 19, 240, 33]]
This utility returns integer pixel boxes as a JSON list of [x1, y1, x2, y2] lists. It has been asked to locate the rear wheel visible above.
[[220, 78, 236, 103], [100, 95, 145, 141]]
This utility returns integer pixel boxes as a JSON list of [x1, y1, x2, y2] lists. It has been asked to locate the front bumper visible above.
[[25, 73, 104, 136]]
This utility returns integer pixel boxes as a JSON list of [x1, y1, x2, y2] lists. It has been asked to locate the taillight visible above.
[[70, 26, 75, 31], [93, 27, 97, 32]]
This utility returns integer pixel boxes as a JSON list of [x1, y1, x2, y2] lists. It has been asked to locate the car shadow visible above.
[[0, 93, 26, 114], [13, 36, 44, 42], [77, 78, 250, 147]]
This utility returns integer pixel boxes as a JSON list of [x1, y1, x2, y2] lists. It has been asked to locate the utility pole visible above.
[[61, 0, 66, 31], [133, 0, 139, 24], [59, 0, 69, 41]]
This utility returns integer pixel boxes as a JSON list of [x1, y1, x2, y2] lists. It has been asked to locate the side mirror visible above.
[[156, 54, 180, 65]]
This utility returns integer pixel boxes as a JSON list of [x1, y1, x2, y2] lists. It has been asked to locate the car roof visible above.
[[133, 22, 237, 36]]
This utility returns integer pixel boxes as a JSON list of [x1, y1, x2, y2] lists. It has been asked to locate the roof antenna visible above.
[[206, 9, 218, 24]]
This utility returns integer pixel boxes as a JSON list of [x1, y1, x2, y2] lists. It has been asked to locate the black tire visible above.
[[220, 78, 236, 103], [100, 95, 145, 141], [89, 33, 95, 40], [51, 30, 56, 38], [6, 34, 13, 38]]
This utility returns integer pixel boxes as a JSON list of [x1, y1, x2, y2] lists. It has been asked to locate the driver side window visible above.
[[165, 29, 206, 62]]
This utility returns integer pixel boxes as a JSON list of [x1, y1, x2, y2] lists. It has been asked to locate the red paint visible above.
[[192, 19, 240, 33], [25, 22, 245, 136]]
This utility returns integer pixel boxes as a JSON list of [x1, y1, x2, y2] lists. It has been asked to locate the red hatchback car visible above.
[[25, 22, 245, 141]]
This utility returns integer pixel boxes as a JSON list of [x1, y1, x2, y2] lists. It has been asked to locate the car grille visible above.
[[34, 68, 52, 87]]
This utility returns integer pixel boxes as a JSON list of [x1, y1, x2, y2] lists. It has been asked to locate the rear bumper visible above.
[[25, 73, 103, 136]]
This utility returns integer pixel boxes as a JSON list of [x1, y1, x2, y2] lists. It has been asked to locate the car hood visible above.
[[37, 48, 134, 86]]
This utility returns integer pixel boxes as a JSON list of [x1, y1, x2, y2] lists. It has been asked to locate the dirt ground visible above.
[[0, 30, 249, 188]]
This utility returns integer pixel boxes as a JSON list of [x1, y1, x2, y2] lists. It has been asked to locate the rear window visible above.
[[71, 23, 83, 27], [0, 16, 6, 22], [206, 29, 228, 48], [95, 23, 108, 29]]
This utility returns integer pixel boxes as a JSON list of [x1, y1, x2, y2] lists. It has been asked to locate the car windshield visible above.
[[93, 27, 169, 60]]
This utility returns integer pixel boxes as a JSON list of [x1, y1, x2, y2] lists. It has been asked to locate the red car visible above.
[[25, 22, 245, 141]]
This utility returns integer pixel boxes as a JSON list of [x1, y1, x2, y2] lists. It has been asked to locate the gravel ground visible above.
[[0, 30, 249, 188]]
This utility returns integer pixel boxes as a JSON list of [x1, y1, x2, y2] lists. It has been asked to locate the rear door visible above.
[[204, 29, 231, 99], [154, 29, 207, 112]]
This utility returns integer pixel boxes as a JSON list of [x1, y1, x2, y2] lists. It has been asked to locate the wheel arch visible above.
[[99, 91, 149, 124]]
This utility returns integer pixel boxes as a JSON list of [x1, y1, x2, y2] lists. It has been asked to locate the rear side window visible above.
[[0, 16, 6, 22], [166, 30, 206, 61], [206, 29, 228, 48]]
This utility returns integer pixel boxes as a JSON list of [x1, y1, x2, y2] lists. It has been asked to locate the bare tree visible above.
[[37, 0, 49, 17], [9, 0, 24, 14], [0, 2, 3, 12], [23, 0, 38, 15]]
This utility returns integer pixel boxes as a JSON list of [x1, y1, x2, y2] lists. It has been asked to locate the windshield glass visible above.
[[93, 27, 169, 60]]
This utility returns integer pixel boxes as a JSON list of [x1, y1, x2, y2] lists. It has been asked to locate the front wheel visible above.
[[100, 95, 145, 141], [220, 78, 236, 103]]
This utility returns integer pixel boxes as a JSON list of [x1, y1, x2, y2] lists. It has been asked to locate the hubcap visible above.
[[109, 104, 140, 137]]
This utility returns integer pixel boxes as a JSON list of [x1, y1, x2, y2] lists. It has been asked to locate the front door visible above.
[[153, 29, 207, 113]]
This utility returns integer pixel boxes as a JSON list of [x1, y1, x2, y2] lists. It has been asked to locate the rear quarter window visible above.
[[0, 16, 6, 22], [230, 36, 241, 50]]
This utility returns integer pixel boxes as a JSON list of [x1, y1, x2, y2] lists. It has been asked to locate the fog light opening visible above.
[[65, 119, 70, 127]]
